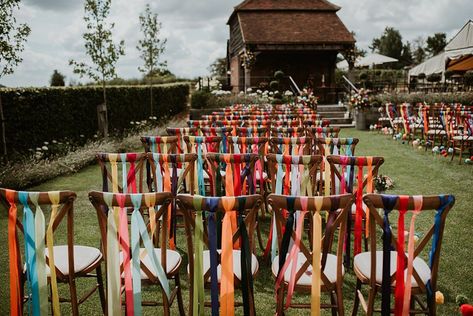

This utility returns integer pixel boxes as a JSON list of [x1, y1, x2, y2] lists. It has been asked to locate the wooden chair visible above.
[[268, 193, 354, 315], [140, 136, 178, 154], [0, 189, 105, 316], [89, 191, 185, 316], [353, 194, 455, 316], [307, 126, 341, 139], [314, 137, 359, 157], [269, 136, 312, 155], [183, 136, 222, 195], [326, 155, 384, 267], [449, 113, 473, 164], [200, 127, 233, 153], [176, 194, 263, 316], [271, 127, 306, 137], [236, 126, 269, 137], [166, 127, 199, 154]]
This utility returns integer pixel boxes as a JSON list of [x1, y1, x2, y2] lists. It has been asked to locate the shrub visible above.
[[427, 73, 442, 83], [274, 70, 285, 80], [359, 72, 368, 80], [269, 80, 279, 91], [418, 73, 426, 80], [372, 92, 473, 105], [464, 70, 473, 87], [0, 83, 190, 158], [190, 90, 211, 109]]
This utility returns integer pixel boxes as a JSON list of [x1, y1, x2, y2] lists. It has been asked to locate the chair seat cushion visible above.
[[452, 135, 473, 141], [187, 249, 259, 281], [271, 253, 344, 286], [45, 245, 102, 276], [120, 248, 181, 279], [354, 251, 431, 287]]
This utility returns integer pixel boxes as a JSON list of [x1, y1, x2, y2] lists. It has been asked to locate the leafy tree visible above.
[[50, 69, 66, 86], [412, 36, 426, 64], [209, 57, 227, 78], [400, 41, 413, 67], [0, 0, 31, 156], [370, 27, 403, 62], [426, 33, 447, 56], [137, 4, 167, 116], [69, 0, 125, 137]]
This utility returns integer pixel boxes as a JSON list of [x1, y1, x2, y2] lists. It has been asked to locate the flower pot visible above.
[[355, 110, 380, 130]]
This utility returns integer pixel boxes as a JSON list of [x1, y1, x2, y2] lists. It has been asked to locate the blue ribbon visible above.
[[19, 192, 40, 316], [120, 153, 128, 192]]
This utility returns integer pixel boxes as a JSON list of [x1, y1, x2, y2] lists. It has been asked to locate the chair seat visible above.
[[204, 170, 267, 181], [427, 129, 446, 135], [120, 248, 181, 279], [354, 251, 431, 287], [187, 249, 259, 282], [45, 245, 102, 276], [271, 253, 344, 286], [452, 135, 473, 141]]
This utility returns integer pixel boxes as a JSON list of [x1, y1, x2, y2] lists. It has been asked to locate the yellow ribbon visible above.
[[47, 191, 60, 316], [323, 140, 331, 196]]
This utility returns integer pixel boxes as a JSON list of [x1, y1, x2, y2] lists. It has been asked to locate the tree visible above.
[[137, 4, 167, 116], [0, 0, 31, 156], [400, 41, 413, 67], [370, 27, 403, 61], [412, 36, 426, 64], [426, 33, 446, 56], [50, 69, 66, 86], [69, 0, 125, 137], [208, 57, 227, 78]]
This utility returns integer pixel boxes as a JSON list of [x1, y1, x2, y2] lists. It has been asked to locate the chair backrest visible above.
[[89, 191, 174, 316], [206, 153, 260, 196], [307, 127, 341, 139], [140, 136, 178, 154], [266, 154, 322, 196], [96, 153, 149, 193], [227, 136, 268, 155], [267, 193, 354, 313], [269, 136, 312, 155], [199, 127, 233, 152], [314, 137, 359, 156], [176, 194, 263, 316], [236, 127, 269, 137], [363, 194, 455, 315], [326, 155, 384, 263], [187, 119, 214, 128], [303, 119, 330, 127], [0, 188, 77, 315], [166, 127, 199, 153], [147, 153, 197, 195], [271, 127, 306, 137]]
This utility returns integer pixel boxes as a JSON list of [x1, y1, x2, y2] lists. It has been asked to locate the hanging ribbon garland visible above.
[[7, 190, 22, 316], [47, 191, 61, 316]]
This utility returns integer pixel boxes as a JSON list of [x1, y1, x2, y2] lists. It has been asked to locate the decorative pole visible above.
[[241, 49, 255, 93]]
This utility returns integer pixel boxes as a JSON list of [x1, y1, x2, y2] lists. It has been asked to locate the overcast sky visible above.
[[2, 0, 472, 87]]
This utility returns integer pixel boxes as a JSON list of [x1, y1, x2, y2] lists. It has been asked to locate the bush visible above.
[[0, 83, 190, 158], [359, 72, 368, 81], [269, 80, 279, 91], [372, 92, 473, 105], [427, 73, 442, 83], [464, 70, 473, 87], [190, 90, 211, 109], [274, 70, 285, 80], [418, 73, 426, 80]]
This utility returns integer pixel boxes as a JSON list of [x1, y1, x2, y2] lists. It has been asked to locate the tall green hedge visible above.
[[0, 83, 189, 156]]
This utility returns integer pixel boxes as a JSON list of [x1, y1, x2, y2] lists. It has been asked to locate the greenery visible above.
[[0, 83, 189, 158], [0, 128, 471, 315], [208, 57, 227, 79], [69, 0, 125, 137], [50, 70, 65, 86], [426, 33, 447, 56], [137, 4, 167, 116], [190, 90, 226, 109], [464, 70, 473, 87], [427, 73, 442, 83], [371, 92, 473, 105], [0, 0, 31, 156]]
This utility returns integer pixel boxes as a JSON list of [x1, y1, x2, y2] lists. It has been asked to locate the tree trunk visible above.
[[98, 80, 109, 138], [149, 80, 153, 116], [0, 93, 7, 157]]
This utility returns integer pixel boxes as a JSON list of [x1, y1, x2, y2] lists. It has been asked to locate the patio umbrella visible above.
[[356, 53, 398, 67]]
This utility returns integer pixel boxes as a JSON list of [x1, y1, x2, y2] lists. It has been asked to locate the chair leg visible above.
[[96, 264, 107, 315], [336, 283, 344, 316], [352, 279, 362, 316], [366, 287, 376, 316], [330, 291, 337, 316], [69, 276, 79, 316], [162, 288, 171, 316], [276, 283, 285, 315], [175, 274, 186, 316]]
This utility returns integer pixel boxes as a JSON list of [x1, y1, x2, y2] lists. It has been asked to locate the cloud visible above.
[[2, 0, 472, 87]]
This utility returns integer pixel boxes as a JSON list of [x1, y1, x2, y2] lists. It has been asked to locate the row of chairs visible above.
[[1, 189, 455, 315]]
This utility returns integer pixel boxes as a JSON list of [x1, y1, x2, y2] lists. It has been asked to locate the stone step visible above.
[[317, 104, 347, 112], [318, 111, 347, 118], [332, 122, 356, 128], [325, 117, 353, 125]]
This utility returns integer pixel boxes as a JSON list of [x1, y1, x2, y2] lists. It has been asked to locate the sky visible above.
[[2, 0, 472, 87]]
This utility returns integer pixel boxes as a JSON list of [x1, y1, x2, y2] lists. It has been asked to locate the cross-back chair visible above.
[[269, 136, 312, 155], [176, 194, 263, 316], [187, 119, 214, 129], [140, 136, 178, 154], [183, 136, 222, 195], [271, 127, 306, 138], [449, 113, 473, 163], [89, 191, 184, 316], [96, 153, 149, 194], [307, 126, 341, 139], [353, 194, 455, 316], [326, 155, 384, 268], [236, 126, 269, 137], [0, 189, 105, 316], [199, 126, 233, 153], [268, 194, 354, 315], [166, 127, 199, 154]]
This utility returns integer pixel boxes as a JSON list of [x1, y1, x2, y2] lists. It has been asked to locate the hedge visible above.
[[371, 92, 473, 106], [0, 83, 190, 157]]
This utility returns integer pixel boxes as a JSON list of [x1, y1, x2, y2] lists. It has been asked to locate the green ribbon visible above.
[[193, 196, 205, 316]]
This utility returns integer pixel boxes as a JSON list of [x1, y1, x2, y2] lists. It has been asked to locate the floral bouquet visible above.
[[349, 88, 371, 111], [373, 175, 394, 193], [297, 88, 318, 108]]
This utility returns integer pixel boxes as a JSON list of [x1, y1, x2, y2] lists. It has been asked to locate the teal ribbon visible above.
[[120, 153, 128, 192], [153, 153, 163, 192], [193, 196, 205, 316], [196, 138, 206, 195]]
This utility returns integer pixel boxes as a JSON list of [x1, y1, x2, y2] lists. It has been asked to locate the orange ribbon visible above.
[[6, 190, 21, 316], [221, 197, 236, 316]]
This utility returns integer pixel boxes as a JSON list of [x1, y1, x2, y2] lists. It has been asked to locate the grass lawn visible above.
[[0, 128, 472, 315]]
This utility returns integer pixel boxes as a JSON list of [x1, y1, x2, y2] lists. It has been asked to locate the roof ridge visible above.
[[234, 0, 340, 12]]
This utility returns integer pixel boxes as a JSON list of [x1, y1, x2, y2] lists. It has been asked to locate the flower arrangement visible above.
[[349, 88, 371, 110], [373, 175, 394, 193], [297, 88, 318, 108], [241, 50, 256, 69]]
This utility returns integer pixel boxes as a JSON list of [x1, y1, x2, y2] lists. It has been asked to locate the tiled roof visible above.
[[238, 11, 355, 44], [235, 0, 340, 11]]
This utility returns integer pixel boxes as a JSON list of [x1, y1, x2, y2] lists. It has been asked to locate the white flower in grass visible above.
[[80, 134, 85, 138], [36, 147, 42, 151], [246, 87, 253, 93], [43, 141, 49, 145], [52, 140, 57, 144], [41, 146, 48, 151], [284, 90, 293, 96], [130, 121, 135, 125]]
